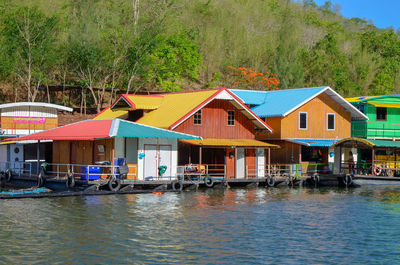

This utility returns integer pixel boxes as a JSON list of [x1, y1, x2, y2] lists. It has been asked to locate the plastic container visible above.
[[80, 166, 100, 180]]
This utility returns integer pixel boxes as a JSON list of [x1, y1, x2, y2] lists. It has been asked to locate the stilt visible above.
[[37, 140, 41, 174]]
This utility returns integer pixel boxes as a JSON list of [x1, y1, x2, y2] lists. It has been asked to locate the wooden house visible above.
[[231, 87, 367, 174], [96, 88, 277, 179], [11, 119, 200, 180], [0, 102, 72, 172]]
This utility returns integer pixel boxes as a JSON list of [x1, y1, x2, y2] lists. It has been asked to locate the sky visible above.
[[313, 0, 400, 30]]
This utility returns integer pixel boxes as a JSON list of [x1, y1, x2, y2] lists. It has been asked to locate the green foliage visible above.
[[0, 0, 400, 107]]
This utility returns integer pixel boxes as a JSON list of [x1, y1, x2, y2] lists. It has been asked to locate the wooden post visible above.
[[268, 148, 271, 176], [199, 146, 202, 165], [189, 146, 191, 164], [37, 140, 40, 174], [234, 147, 237, 178], [339, 144, 342, 174], [372, 148, 375, 176]]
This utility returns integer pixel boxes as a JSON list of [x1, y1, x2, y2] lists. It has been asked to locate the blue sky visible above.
[[313, 0, 400, 30]]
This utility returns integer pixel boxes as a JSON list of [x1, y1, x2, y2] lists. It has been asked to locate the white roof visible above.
[[0, 102, 73, 112]]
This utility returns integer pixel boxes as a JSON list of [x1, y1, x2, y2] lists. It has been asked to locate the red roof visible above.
[[12, 120, 112, 141]]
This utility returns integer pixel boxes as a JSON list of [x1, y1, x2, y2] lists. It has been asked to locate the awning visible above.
[[180, 138, 278, 148], [332, 137, 400, 149], [9, 119, 201, 141], [368, 102, 400, 109], [286, 139, 338, 147]]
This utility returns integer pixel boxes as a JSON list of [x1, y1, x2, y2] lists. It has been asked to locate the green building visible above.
[[347, 95, 400, 139]]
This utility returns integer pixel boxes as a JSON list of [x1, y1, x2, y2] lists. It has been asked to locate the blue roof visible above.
[[289, 139, 338, 147], [230, 87, 327, 117]]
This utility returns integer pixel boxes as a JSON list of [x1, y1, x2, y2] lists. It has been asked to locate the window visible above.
[[376, 107, 387, 121], [357, 104, 365, 114], [299, 112, 307, 129], [327, 113, 335, 130], [193, 109, 202, 125], [227, 110, 235, 125]]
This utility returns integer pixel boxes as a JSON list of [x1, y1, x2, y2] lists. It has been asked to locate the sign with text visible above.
[[13, 116, 47, 124]]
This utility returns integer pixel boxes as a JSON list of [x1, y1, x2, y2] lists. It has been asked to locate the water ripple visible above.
[[1, 186, 400, 264]]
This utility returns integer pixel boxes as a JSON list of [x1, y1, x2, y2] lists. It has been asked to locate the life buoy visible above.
[[204, 175, 214, 188], [373, 165, 382, 176], [171, 180, 183, 191], [312, 173, 320, 184], [66, 173, 75, 188], [5, 169, 12, 182], [342, 174, 353, 187], [37, 173, 45, 187], [108, 177, 121, 192], [266, 175, 275, 187]]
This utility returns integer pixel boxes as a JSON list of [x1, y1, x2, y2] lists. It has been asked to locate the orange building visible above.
[[231, 87, 367, 173]]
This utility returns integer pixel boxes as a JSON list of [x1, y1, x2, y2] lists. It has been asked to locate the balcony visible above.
[[351, 121, 400, 139]]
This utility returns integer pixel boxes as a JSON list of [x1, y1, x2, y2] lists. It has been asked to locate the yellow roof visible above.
[[346, 96, 380, 103], [94, 107, 128, 120], [180, 138, 279, 148], [123, 95, 163, 110], [368, 102, 400, 109], [0, 141, 18, 145], [137, 89, 219, 129]]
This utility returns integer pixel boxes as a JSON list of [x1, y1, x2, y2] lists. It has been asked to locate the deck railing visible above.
[[0, 161, 33, 176], [351, 121, 400, 139]]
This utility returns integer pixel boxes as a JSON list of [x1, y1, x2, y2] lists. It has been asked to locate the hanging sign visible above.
[[13, 116, 47, 124]]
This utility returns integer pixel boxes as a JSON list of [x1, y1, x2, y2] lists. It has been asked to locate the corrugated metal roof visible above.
[[0, 102, 73, 112], [231, 87, 368, 121], [122, 95, 163, 110], [180, 138, 278, 147], [94, 107, 128, 120], [11, 119, 201, 141], [231, 87, 326, 117], [287, 138, 339, 147], [137, 90, 219, 129], [111, 119, 201, 139]]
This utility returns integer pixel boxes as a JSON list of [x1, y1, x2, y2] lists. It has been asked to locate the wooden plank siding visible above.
[[174, 99, 255, 139], [257, 93, 351, 140]]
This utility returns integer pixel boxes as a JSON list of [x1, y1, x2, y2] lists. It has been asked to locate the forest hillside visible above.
[[0, 0, 399, 112]]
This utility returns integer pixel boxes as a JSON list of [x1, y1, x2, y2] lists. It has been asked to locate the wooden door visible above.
[[226, 148, 235, 179]]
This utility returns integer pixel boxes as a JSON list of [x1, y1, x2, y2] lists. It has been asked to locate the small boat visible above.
[[0, 187, 51, 196]]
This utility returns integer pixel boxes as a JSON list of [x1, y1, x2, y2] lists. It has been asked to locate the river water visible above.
[[1, 186, 400, 264]]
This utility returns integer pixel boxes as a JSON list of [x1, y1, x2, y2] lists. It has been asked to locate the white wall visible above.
[[256, 148, 265, 177], [137, 138, 178, 180]]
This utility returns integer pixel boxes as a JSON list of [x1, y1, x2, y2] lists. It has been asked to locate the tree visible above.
[[0, 6, 58, 102]]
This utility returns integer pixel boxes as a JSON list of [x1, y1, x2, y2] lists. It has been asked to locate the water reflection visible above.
[[1, 186, 400, 264]]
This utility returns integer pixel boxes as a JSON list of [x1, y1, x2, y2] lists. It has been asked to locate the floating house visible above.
[[231, 87, 367, 173], [0, 102, 72, 172], [331, 95, 400, 175], [96, 88, 277, 178], [10, 119, 200, 180]]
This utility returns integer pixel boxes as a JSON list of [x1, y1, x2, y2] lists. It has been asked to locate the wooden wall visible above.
[[269, 141, 301, 164], [281, 93, 351, 139], [52, 139, 114, 166], [174, 99, 255, 139]]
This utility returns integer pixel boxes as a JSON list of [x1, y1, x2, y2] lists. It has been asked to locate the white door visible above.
[[236, 148, 245, 178], [256, 148, 265, 178], [159, 145, 172, 178], [144, 145, 158, 179]]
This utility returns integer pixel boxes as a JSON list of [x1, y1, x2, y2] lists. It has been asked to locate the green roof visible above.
[[367, 139, 400, 148]]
